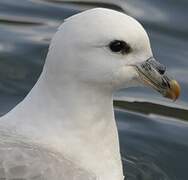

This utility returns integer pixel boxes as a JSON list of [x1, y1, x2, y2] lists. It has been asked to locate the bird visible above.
[[0, 8, 180, 180]]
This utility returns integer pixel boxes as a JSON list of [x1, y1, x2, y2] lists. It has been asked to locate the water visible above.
[[0, 0, 188, 179]]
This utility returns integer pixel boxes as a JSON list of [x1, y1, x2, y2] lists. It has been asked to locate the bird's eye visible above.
[[109, 40, 131, 54]]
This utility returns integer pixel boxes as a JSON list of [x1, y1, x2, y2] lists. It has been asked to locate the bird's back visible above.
[[0, 129, 96, 180]]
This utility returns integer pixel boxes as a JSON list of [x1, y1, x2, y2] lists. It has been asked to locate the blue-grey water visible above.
[[0, 0, 188, 179]]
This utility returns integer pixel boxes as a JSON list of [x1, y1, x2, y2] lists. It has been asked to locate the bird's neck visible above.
[[8, 72, 124, 180]]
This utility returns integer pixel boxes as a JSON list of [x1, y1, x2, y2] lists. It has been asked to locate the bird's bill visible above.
[[134, 57, 181, 101]]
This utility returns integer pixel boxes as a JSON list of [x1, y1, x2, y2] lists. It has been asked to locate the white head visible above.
[[22, 8, 180, 180], [44, 8, 180, 99]]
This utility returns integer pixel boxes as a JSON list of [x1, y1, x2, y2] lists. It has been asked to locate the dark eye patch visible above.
[[109, 40, 131, 54]]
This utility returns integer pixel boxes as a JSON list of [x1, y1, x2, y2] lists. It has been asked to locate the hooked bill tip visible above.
[[165, 80, 181, 101]]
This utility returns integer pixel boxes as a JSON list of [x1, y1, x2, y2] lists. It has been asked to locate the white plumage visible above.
[[0, 8, 154, 180]]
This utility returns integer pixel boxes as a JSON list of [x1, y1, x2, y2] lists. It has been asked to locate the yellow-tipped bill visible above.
[[135, 57, 181, 101], [165, 79, 181, 101]]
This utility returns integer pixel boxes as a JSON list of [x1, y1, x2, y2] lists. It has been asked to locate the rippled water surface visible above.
[[0, 0, 188, 179]]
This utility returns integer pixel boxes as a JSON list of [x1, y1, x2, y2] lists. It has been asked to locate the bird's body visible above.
[[0, 74, 122, 180], [0, 8, 180, 180], [0, 129, 95, 180]]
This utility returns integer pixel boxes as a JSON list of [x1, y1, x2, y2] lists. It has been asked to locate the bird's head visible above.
[[47, 8, 180, 100]]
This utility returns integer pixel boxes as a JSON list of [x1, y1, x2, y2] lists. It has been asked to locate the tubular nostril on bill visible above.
[[158, 65, 166, 75], [144, 57, 166, 75]]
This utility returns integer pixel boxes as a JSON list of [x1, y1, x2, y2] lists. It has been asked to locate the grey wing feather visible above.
[[0, 132, 96, 180]]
